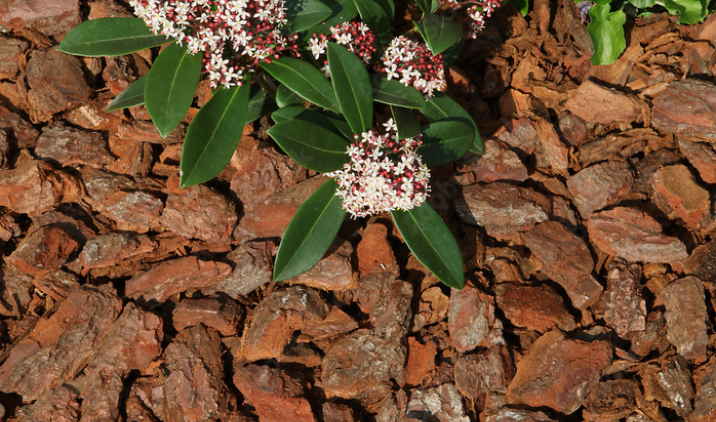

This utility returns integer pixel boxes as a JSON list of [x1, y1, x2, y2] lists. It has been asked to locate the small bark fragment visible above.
[[7, 225, 79, 275], [565, 80, 643, 124], [678, 137, 716, 184], [173, 297, 242, 336], [602, 259, 647, 338], [651, 164, 715, 233], [35, 124, 114, 168], [652, 79, 716, 137], [405, 384, 470, 422], [454, 140, 528, 185], [455, 346, 514, 401], [495, 283, 577, 332], [567, 161, 634, 218], [448, 285, 495, 353], [404, 337, 437, 386], [79, 232, 157, 269], [661, 276, 709, 362], [202, 240, 275, 298], [0, 160, 83, 215], [14, 385, 81, 422]]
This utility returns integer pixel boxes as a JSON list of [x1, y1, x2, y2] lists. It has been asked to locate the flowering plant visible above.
[[58, 0, 500, 288]]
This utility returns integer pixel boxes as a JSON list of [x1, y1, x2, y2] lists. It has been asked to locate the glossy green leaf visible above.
[[276, 84, 306, 107], [327, 43, 373, 135], [371, 74, 426, 109], [314, 0, 359, 29], [267, 119, 350, 172], [423, 92, 482, 154], [59, 18, 169, 57], [586, 5, 626, 65], [106, 74, 147, 111], [261, 57, 339, 112], [323, 112, 354, 140], [145, 43, 202, 138], [245, 86, 277, 123], [274, 178, 346, 281], [391, 106, 421, 139], [377, 0, 395, 20], [660, 0, 708, 24], [271, 106, 344, 137], [391, 202, 464, 288], [180, 79, 251, 187], [512, 0, 529, 15], [414, 0, 439, 14], [283, 0, 333, 34], [628, 0, 655, 7], [353, 0, 392, 50], [442, 38, 464, 67], [415, 13, 462, 56], [418, 121, 474, 166]]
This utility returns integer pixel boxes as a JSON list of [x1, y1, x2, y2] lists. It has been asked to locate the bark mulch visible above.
[[0, 0, 716, 421]]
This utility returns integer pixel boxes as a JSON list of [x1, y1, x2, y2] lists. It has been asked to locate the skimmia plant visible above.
[[59, 0, 499, 289]]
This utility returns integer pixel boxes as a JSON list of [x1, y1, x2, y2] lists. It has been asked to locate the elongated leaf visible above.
[[106, 74, 147, 111], [415, 13, 462, 55], [59, 18, 169, 57], [274, 178, 346, 281], [327, 43, 373, 135], [283, 0, 333, 34], [661, 0, 708, 24], [353, 0, 392, 50], [423, 92, 482, 154], [299, 0, 359, 42], [586, 5, 626, 65], [371, 74, 426, 108], [145, 43, 202, 138], [272, 106, 344, 137], [180, 79, 251, 187], [391, 203, 464, 288], [418, 121, 473, 166], [377, 0, 395, 20], [245, 86, 277, 123], [261, 57, 339, 112], [276, 84, 305, 107], [414, 0, 433, 14], [391, 106, 421, 139], [512, 0, 529, 15], [267, 119, 350, 172], [323, 112, 354, 140]]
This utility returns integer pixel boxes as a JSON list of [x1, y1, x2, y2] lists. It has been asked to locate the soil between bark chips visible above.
[[0, 0, 716, 421]]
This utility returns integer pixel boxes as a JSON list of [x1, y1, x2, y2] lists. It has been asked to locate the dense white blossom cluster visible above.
[[440, 0, 503, 37], [381, 36, 446, 98]]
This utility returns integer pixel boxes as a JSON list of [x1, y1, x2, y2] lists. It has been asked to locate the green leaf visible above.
[[414, 0, 439, 14], [327, 43, 373, 135], [415, 13, 462, 55], [274, 178, 346, 281], [442, 38, 464, 67], [106, 74, 147, 111], [586, 5, 627, 65], [299, 0, 359, 42], [658, 0, 708, 24], [377, 0, 395, 20], [391, 106, 421, 139], [628, 0, 655, 7], [323, 112, 355, 140], [59, 17, 169, 57], [371, 74, 426, 109], [261, 57, 339, 112], [418, 121, 474, 166], [276, 84, 305, 107], [423, 92, 482, 154], [391, 202, 464, 288], [283, 0, 334, 34], [144, 43, 203, 138], [267, 119, 350, 172], [245, 86, 277, 123], [512, 0, 530, 15], [180, 78, 251, 187], [353, 0, 392, 50], [271, 106, 344, 137]]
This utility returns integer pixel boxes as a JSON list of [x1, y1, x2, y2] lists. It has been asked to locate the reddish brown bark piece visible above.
[[116, 121, 187, 144], [35, 124, 114, 168], [234, 364, 316, 422], [651, 164, 715, 233], [295, 240, 357, 290], [532, 118, 569, 176], [0, 35, 28, 79], [495, 283, 576, 332], [7, 225, 78, 275], [456, 182, 549, 240], [412, 286, 449, 331], [523, 221, 603, 310], [357, 222, 398, 276], [640, 357, 694, 417], [14, 385, 81, 422], [202, 240, 274, 298], [455, 140, 528, 184], [564, 80, 642, 124], [630, 311, 668, 358], [322, 402, 357, 422], [507, 331, 612, 414], [455, 346, 514, 400], [448, 285, 496, 353], [107, 137, 155, 176], [64, 94, 124, 132], [678, 137, 716, 184], [173, 297, 242, 336], [661, 276, 709, 362], [0, 0, 80, 38], [125, 256, 232, 307], [0, 285, 122, 402], [0, 264, 34, 318], [602, 259, 646, 338], [567, 161, 634, 217], [0, 160, 83, 215], [160, 175, 237, 243], [583, 380, 637, 421], [684, 237, 716, 282], [691, 360, 716, 422], [26, 48, 90, 123], [652, 79, 716, 136], [74, 303, 163, 422], [405, 337, 437, 386], [243, 287, 327, 361], [405, 384, 470, 422], [587, 207, 688, 263], [163, 326, 236, 421], [79, 232, 157, 269]]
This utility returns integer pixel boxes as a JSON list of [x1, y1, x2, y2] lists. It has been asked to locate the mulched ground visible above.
[[0, 0, 715, 420]]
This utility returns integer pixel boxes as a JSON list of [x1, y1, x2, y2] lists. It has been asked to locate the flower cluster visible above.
[[308, 22, 377, 63], [327, 119, 430, 218], [440, 0, 503, 37], [130, 0, 298, 88], [380, 36, 446, 98]]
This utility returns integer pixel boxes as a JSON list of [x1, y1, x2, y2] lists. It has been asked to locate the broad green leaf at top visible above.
[[418, 121, 474, 166], [283, 0, 334, 34], [587, 5, 626, 65], [391, 202, 464, 289], [261, 57, 340, 112], [415, 13, 462, 56], [267, 119, 350, 172], [106, 74, 147, 111], [273, 178, 346, 281], [424, 93, 483, 154], [371, 74, 426, 109], [658, 0, 708, 24], [327, 43, 373, 135], [59, 18, 169, 57], [144, 42, 203, 138], [353, 0, 393, 50]]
